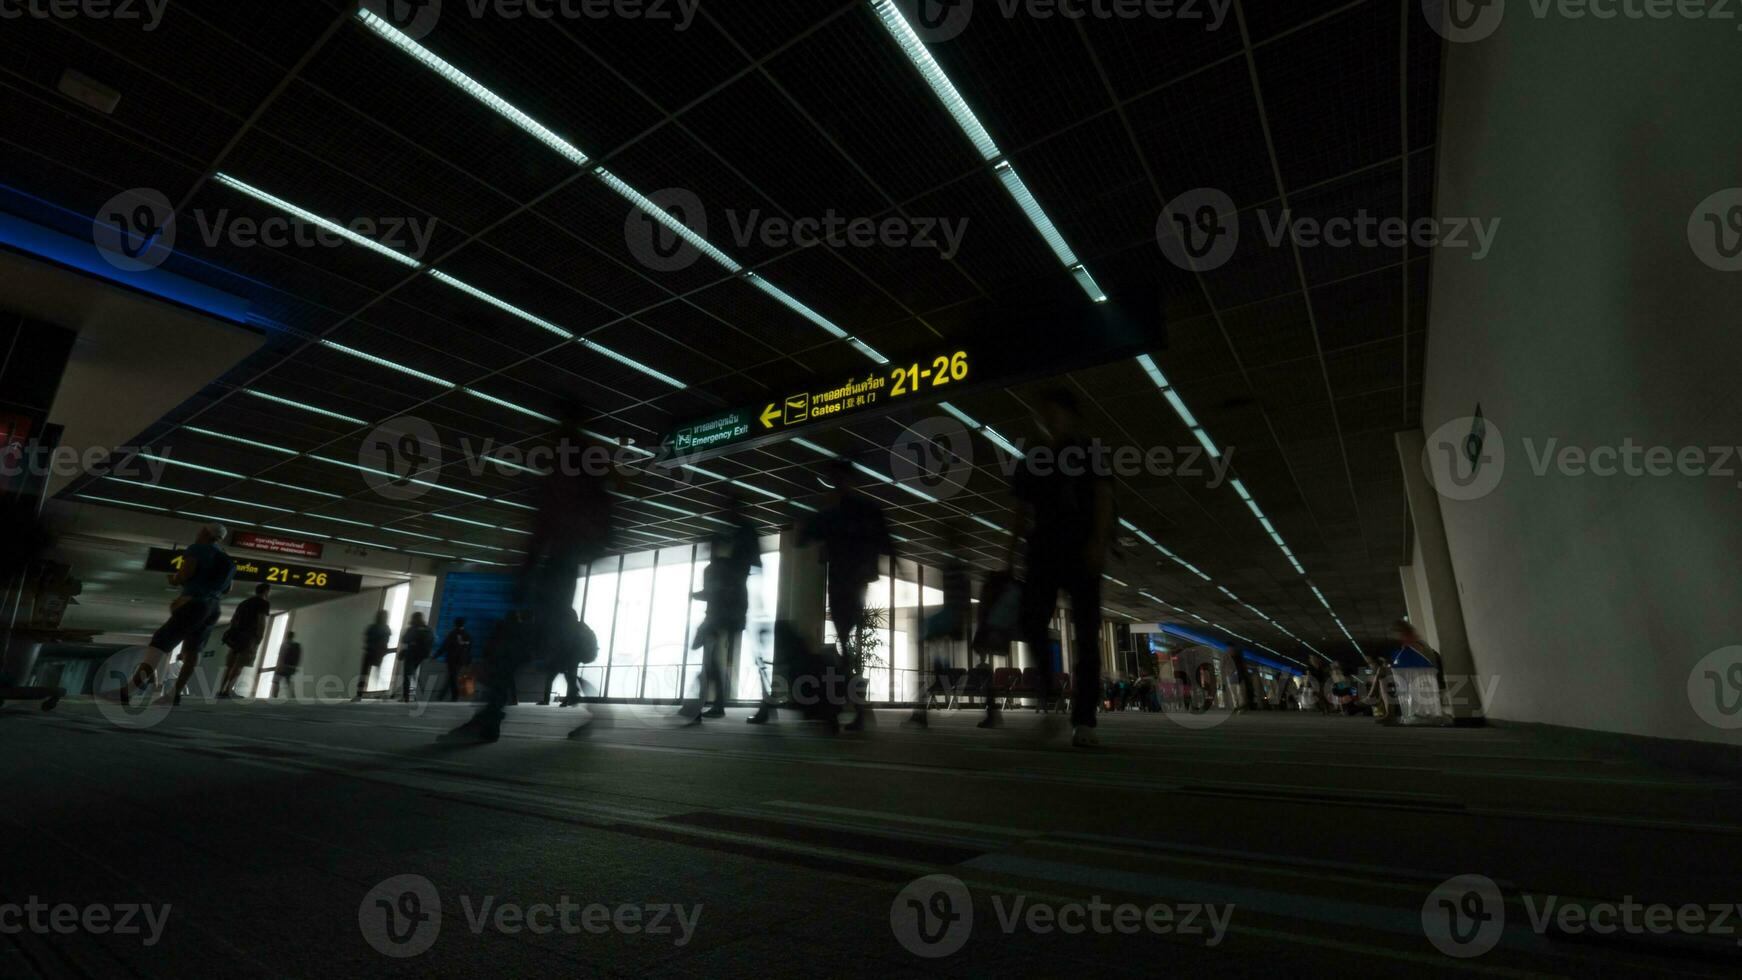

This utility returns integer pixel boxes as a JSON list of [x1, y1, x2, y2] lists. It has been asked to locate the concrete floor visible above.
[[4, 698, 1741, 978]]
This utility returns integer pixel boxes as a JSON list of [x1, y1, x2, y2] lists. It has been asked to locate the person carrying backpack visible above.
[[437, 618, 473, 701]]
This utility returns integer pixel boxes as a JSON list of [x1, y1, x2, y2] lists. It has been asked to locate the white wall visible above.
[[1424, 15, 1742, 744], [283, 588, 388, 699]]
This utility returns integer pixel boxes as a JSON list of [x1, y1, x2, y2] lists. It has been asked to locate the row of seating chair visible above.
[[923, 665, 1071, 713]]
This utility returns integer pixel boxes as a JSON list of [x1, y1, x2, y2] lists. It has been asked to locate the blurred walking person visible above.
[[271, 631, 303, 700], [437, 617, 473, 701], [684, 495, 759, 725], [984, 389, 1114, 748], [800, 459, 894, 732], [353, 610, 391, 701], [398, 611, 435, 703], [113, 523, 234, 706], [216, 583, 272, 699], [443, 407, 615, 743]]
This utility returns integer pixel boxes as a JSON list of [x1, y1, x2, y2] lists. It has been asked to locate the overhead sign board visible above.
[[146, 547, 362, 594], [232, 531, 324, 560], [666, 346, 975, 457]]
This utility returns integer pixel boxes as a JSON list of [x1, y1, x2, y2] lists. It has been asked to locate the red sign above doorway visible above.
[[233, 531, 324, 560]]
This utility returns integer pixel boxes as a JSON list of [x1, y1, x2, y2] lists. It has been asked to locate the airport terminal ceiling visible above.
[[2, 1, 1439, 659]]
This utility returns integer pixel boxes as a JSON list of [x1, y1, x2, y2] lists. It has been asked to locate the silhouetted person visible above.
[[908, 534, 971, 727], [540, 610, 594, 707], [399, 611, 435, 703], [354, 610, 391, 701], [985, 389, 1114, 748], [437, 617, 473, 701], [800, 459, 894, 732], [443, 409, 615, 743], [217, 583, 271, 698], [168, 601, 224, 706], [272, 631, 302, 700], [114, 523, 235, 706], [685, 495, 760, 725]]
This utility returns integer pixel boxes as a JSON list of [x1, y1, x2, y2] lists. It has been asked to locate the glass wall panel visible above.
[[890, 559, 923, 702], [733, 539, 780, 700], [644, 546, 694, 700], [682, 542, 710, 699], [372, 582, 411, 691], [252, 613, 291, 698], [607, 551, 655, 698], [578, 556, 619, 697]]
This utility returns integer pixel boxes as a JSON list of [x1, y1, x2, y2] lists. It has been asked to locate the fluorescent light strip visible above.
[[75, 494, 168, 513], [179, 511, 251, 527], [307, 514, 375, 528], [870, 0, 1000, 161], [938, 402, 980, 429], [789, 501, 818, 513], [683, 464, 728, 482], [579, 338, 687, 389], [895, 482, 939, 503], [1103, 575, 1129, 587], [184, 426, 296, 456], [979, 426, 1024, 458], [1191, 427, 1220, 459], [106, 477, 199, 497], [212, 496, 294, 514], [731, 479, 785, 502], [1068, 264, 1107, 303], [212, 173, 423, 269], [592, 168, 739, 272], [337, 537, 394, 550], [137, 453, 243, 480], [494, 499, 536, 512], [969, 515, 1005, 533], [428, 271, 571, 339], [463, 388, 556, 423], [261, 524, 331, 540], [851, 462, 894, 485], [992, 162, 1078, 266], [381, 528, 444, 541], [407, 549, 458, 561], [481, 455, 544, 475], [848, 338, 890, 365], [254, 479, 344, 500], [743, 273, 851, 340], [356, 9, 591, 167], [456, 542, 509, 552], [431, 514, 502, 531], [320, 341, 454, 387], [791, 437, 837, 457], [311, 456, 488, 501]]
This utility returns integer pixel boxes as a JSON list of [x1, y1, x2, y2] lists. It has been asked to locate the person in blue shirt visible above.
[[113, 523, 235, 706]]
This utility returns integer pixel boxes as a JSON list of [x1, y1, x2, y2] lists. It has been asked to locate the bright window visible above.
[[252, 612, 291, 698], [372, 582, 411, 691], [644, 546, 696, 700]]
